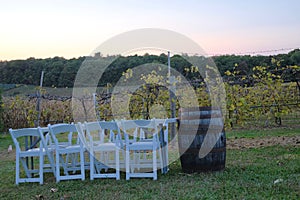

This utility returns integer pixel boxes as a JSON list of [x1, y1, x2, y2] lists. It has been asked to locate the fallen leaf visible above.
[[35, 194, 44, 200], [50, 188, 58, 193], [273, 178, 283, 184]]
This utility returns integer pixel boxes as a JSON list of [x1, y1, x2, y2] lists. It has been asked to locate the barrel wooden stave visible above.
[[178, 107, 226, 173]]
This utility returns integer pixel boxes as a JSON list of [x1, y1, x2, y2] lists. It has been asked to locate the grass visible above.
[[0, 128, 299, 200], [227, 127, 300, 139]]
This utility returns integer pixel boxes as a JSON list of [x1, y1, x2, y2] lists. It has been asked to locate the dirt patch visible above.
[[0, 149, 16, 161], [227, 135, 300, 149]]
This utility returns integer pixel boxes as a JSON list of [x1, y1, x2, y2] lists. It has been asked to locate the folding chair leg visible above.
[[95, 159, 101, 174], [20, 158, 31, 178], [90, 151, 94, 180], [47, 152, 56, 177], [56, 153, 60, 182], [116, 149, 120, 180], [80, 150, 85, 181], [59, 155, 69, 176], [159, 148, 164, 173], [40, 153, 44, 184], [71, 153, 76, 174], [126, 150, 130, 180], [153, 150, 157, 180], [16, 154, 20, 185]]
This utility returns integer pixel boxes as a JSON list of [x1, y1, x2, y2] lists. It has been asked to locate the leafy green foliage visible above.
[[1, 96, 37, 129], [224, 61, 300, 128], [1, 96, 72, 130]]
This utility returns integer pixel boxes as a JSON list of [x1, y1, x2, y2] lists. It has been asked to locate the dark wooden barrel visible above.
[[178, 106, 226, 173]]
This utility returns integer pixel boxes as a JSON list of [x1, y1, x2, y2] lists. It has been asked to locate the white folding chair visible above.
[[76, 122, 108, 176], [135, 119, 164, 173], [73, 122, 92, 171], [84, 121, 122, 180], [154, 118, 178, 174], [40, 127, 57, 176], [9, 127, 55, 185], [48, 123, 85, 182], [121, 119, 162, 180]]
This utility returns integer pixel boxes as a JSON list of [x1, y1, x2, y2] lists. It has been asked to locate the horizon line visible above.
[[1, 47, 299, 62]]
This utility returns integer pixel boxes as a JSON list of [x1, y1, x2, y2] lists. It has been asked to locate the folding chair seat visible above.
[[9, 127, 55, 185], [48, 123, 85, 182]]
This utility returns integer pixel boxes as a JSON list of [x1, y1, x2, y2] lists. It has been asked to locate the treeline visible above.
[[0, 49, 300, 88]]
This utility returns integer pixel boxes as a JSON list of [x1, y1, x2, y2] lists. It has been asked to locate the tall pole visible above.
[[93, 93, 102, 121], [168, 51, 171, 76], [168, 52, 176, 140], [29, 70, 43, 175], [35, 71, 44, 127]]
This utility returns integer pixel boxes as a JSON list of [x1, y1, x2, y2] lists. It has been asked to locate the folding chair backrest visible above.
[[76, 122, 88, 147], [49, 123, 77, 134], [121, 119, 158, 144], [85, 121, 103, 143], [120, 120, 139, 141], [48, 123, 78, 146], [137, 119, 158, 140], [39, 127, 52, 146], [98, 121, 119, 131], [9, 128, 45, 151], [10, 128, 41, 139], [98, 121, 122, 147], [136, 120, 157, 130]]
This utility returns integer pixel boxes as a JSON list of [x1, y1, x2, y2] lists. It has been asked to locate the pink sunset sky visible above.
[[1, 0, 300, 60]]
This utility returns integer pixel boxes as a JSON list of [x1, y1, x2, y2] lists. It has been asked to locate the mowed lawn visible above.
[[0, 128, 299, 200]]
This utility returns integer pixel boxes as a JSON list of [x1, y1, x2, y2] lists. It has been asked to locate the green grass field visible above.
[[0, 128, 299, 200], [227, 127, 300, 139]]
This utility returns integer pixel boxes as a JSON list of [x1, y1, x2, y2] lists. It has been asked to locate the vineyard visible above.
[[1, 63, 299, 132]]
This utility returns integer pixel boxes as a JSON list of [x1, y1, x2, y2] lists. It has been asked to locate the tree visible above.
[[289, 49, 300, 65]]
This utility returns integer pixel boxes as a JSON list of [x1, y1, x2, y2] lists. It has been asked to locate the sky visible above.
[[1, 0, 300, 60]]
